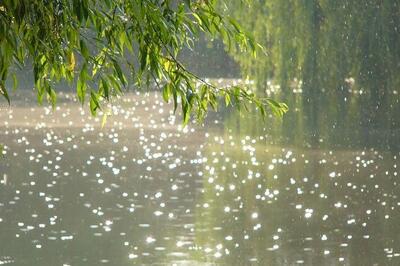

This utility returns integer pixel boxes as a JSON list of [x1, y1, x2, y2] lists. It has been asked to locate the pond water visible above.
[[0, 90, 399, 265]]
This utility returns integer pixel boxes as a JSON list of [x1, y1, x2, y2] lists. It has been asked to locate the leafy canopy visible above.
[[0, 0, 288, 123]]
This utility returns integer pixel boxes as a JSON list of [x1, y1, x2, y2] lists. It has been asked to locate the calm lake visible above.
[[0, 88, 399, 265]]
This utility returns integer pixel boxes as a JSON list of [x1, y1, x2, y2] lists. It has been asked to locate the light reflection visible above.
[[0, 90, 398, 265]]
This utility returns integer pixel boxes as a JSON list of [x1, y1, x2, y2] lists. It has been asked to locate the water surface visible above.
[[0, 90, 399, 265]]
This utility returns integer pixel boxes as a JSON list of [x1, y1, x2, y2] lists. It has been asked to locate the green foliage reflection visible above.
[[223, 0, 400, 150]]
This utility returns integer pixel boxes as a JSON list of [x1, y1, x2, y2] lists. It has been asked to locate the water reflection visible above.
[[0, 92, 209, 265], [1, 91, 399, 265], [195, 129, 400, 265], [225, 0, 400, 151]]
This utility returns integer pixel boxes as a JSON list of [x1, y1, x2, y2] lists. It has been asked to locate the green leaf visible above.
[[224, 93, 231, 107], [77, 78, 87, 104], [101, 112, 108, 128], [12, 73, 18, 91], [73, 0, 83, 23], [140, 48, 148, 72], [90, 91, 100, 116], [107, 74, 122, 94], [0, 83, 10, 105], [67, 51, 76, 72], [182, 101, 191, 125], [162, 83, 172, 102], [80, 40, 90, 59], [82, 0, 89, 22], [49, 88, 57, 109], [77, 64, 88, 104], [209, 93, 218, 111], [101, 77, 110, 100], [266, 99, 289, 118], [112, 60, 126, 86], [229, 17, 242, 32], [36, 80, 45, 105], [172, 89, 178, 113]]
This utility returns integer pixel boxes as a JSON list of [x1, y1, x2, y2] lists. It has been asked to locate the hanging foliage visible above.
[[0, 0, 288, 124]]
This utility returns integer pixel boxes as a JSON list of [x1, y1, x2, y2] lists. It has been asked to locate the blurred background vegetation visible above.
[[212, 0, 400, 151]]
